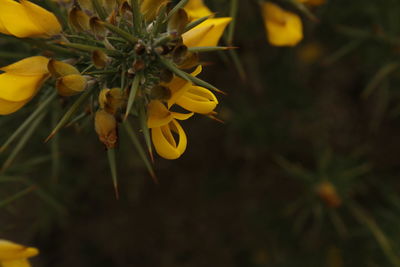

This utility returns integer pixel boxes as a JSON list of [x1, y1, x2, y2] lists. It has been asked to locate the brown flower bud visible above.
[[315, 181, 342, 208], [90, 17, 107, 39], [48, 59, 80, 78], [98, 88, 125, 114], [56, 74, 87, 96], [95, 110, 118, 149], [92, 50, 110, 69], [168, 8, 189, 35], [69, 6, 90, 32]]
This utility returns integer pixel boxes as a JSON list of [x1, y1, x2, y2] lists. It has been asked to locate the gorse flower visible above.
[[0, 56, 50, 115], [0, 0, 61, 38], [261, 2, 303, 47], [0, 0, 232, 178], [0, 239, 38, 267]]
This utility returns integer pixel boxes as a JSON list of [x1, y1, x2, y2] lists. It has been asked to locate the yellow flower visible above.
[[298, 0, 325, 6], [166, 65, 218, 114], [0, 0, 61, 38], [182, 17, 232, 47], [0, 239, 39, 267], [0, 56, 50, 115], [184, 0, 213, 21], [261, 2, 303, 47], [48, 59, 87, 96], [147, 100, 193, 159]]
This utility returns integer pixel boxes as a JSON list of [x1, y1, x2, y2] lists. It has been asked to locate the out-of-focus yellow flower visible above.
[[261, 2, 303, 47], [0, 0, 61, 38], [0, 56, 50, 115], [182, 17, 232, 47], [0, 239, 39, 267], [140, 0, 169, 21], [147, 100, 193, 159], [184, 0, 213, 21], [298, 0, 325, 6], [167, 66, 218, 114]]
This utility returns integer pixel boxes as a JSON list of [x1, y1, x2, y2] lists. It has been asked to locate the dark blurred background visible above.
[[3, 0, 400, 266]]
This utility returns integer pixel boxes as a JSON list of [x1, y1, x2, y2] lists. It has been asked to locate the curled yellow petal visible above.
[[167, 65, 202, 108], [151, 119, 187, 159], [0, 240, 38, 261], [182, 17, 232, 47], [56, 74, 87, 96], [185, 0, 213, 21], [147, 100, 193, 128], [176, 86, 218, 114], [0, 74, 45, 102], [261, 2, 303, 47]]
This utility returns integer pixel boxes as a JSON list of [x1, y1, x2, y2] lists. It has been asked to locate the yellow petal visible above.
[[147, 100, 174, 128], [171, 111, 193, 120], [166, 65, 202, 108], [184, 0, 213, 21], [176, 86, 218, 114], [1, 259, 32, 267], [0, 73, 47, 102], [0, 240, 38, 261], [19, 0, 62, 37], [0, 0, 43, 38], [182, 17, 232, 47], [0, 98, 29, 115], [1, 56, 49, 76], [56, 74, 87, 96], [151, 119, 187, 159], [261, 2, 303, 47]]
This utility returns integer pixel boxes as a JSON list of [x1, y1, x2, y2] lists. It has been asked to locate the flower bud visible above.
[[68, 6, 90, 32], [95, 110, 118, 149], [172, 45, 188, 65], [98, 88, 125, 114], [92, 50, 110, 69], [48, 59, 80, 78], [315, 181, 342, 208], [90, 17, 107, 39], [56, 74, 87, 96], [168, 8, 189, 35]]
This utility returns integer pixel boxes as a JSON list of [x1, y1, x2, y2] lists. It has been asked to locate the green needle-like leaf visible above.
[[188, 46, 235, 53], [0, 186, 35, 208], [1, 91, 56, 154], [123, 121, 157, 181], [107, 148, 119, 199], [101, 22, 138, 44], [45, 85, 95, 142], [164, 0, 188, 23], [139, 105, 153, 162], [159, 57, 225, 94], [184, 15, 212, 32], [124, 73, 141, 120], [1, 112, 46, 173]]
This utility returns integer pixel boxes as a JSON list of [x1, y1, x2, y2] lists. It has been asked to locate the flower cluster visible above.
[[0, 0, 232, 166]]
